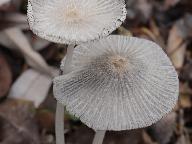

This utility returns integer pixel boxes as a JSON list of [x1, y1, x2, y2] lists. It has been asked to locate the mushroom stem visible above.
[[92, 130, 106, 144], [55, 103, 65, 144], [55, 44, 75, 144]]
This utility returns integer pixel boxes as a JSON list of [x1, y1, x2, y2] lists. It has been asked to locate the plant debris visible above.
[[0, 0, 192, 143]]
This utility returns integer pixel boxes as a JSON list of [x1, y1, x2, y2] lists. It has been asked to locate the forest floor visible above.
[[0, 0, 192, 144]]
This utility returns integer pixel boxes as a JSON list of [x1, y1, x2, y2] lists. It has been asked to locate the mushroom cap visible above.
[[27, 0, 126, 44], [53, 35, 179, 131]]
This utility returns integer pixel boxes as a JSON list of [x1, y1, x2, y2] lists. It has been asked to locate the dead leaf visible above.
[[35, 109, 55, 132], [103, 130, 143, 144], [8, 69, 52, 108], [31, 37, 50, 51], [125, 0, 152, 24], [0, 31, 48, 51], [0, 51, 12, 98], [142, 131, 156, 144], [25, 33, 50, 51], [140, 24, 165, 49], [0, 0, 13, 11], [167, 22, 187, 70], [167, 14, 192, 70], [1, 13, 27, 23], [4, 28, 58, 77], [180, 94, 192, 108], [12, 0, 22, 10], [0, 31, 16, 49], [183, 13, 192, 37], [176, 134, 191, 144], [150, 20, 166, 48], [0, 99, 40, 144], [66, 127, 143, 144], [179, 82, 192, 95], [136, 0, 152, 20], [0, 0, 10, 6], [117, 26, 132, 36], [0, 13, 28, 30], [179, 83, 192, 108], [164, 0, 180, 10], [141, 27, 158, 42], [149, 112, 177, 144]]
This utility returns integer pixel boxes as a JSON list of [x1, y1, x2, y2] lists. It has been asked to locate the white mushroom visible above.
[[27, 0, 126, 44], [53, 35, 179, 131]]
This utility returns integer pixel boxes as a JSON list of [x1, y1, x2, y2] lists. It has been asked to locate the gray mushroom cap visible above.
[[53, 35, 179, 131], [27, 0, 126, 44]]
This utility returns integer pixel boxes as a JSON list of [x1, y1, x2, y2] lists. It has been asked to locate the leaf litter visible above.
[[0, 0, 192, 144]]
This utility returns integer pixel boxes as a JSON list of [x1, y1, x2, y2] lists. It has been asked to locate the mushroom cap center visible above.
[[66, 10, 78, 18], [65, 9, 82, 23], [110, 55, 127, 72]]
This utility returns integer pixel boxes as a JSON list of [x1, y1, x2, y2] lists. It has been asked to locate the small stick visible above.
[[55, 44, 75, 144], [92, 130, 106, 144]]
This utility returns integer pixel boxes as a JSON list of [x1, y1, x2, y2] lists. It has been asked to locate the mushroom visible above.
[[27, 0, 127, 44], [27, 0, 126, 144], [53, 35, 179, 142]]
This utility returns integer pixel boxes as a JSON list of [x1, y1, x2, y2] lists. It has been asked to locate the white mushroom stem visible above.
[[92, 130, 106, 144], [55, 44, 74, 144], [55, 103, 65, 144]]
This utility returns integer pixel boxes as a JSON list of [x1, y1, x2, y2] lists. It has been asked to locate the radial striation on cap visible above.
[[27, 0, 126, 44], [53, 35, 179, 131]]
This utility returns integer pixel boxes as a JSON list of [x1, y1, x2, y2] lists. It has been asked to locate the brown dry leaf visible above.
[[8, 69, 52, 108], [0, 0, 10, 6], [0, 32, 49, 51], [142, 131, 156, 144], [179, 82, 192, 95], [180, 62, 192, 89], [179, 83, 192, 108], [141, 27, 157, 41], [35, 110, 55, 132], [67, 128, 143, 144], [103, 130, 143, 144], [0, 99, 40, 144], [164, 0, 180, 9], [5, 28, 58, 77], [136, 0, 152, 20], [183, 13, 192, 37], [0, 13, 28, 30], [31, 37, 50, 51], [150, 20, 166, 48], [12, 0, 22, 10], [25, 34, 50, 51], [140, 23, 165, 49], [149, 112, 176, 144], [0, 51, 12, 98], [180, 94, 192, 108], [176, 108, 191, 144], [0, 13, 27, 24], [117, 26, 132, 36], [167, 23, 187, 70], [176, 134, 191, 144], [0, 31, 17, 49], [0, 0, 13, 12], [0, 0, 22, 11]]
